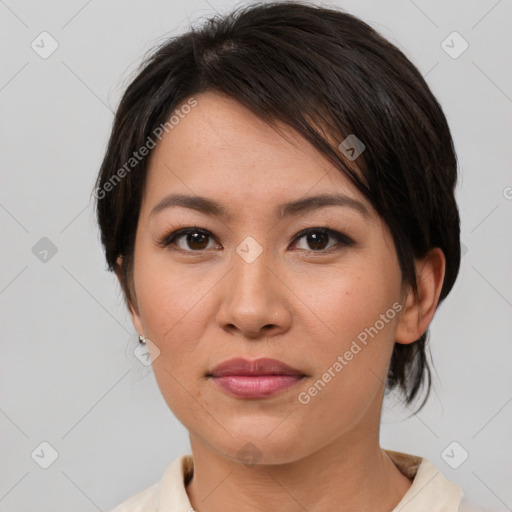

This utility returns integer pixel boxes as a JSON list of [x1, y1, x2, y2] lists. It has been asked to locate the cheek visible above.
[[134, 257, 213, 420], [295, 277, 399, 434], [133, 250, 211, 345], [304, 261, 401, 343], [295, 258, 401, 410]]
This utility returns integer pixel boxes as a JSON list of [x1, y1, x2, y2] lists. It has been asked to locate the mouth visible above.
[[207, 357, 306, 399]]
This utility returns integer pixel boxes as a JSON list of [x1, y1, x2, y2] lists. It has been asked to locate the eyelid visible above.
[[291, 226, 354, 251], [156, 225, 218, 251], [157, 225, 354, 253]]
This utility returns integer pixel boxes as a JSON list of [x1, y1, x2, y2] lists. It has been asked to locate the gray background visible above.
[[1, 0, 511, 510]]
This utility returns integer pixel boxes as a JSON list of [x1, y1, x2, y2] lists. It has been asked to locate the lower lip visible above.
[[211, 375, 304, 398]]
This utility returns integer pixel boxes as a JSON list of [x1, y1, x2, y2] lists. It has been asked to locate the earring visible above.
[[138, 334, 147, 344]]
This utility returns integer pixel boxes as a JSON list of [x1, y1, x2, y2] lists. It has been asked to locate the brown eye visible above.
[[184, 231, 210, 250], [293, 227, 354, 252], [304, 231, 329, 250], [158, 227, 219, 252]]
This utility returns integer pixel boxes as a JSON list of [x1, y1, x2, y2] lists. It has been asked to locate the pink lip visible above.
[[208, 358, 305, 398]]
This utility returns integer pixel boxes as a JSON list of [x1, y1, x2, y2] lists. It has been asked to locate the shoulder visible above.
[[385, 449, 493, 512], [108, 454, 194, 512], [108, 482, 159, 512], [386, 449, 462, 511]]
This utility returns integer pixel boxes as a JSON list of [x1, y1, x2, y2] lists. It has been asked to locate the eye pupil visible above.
[[188, 232, 208, 250], [307, 232, 328, 250]]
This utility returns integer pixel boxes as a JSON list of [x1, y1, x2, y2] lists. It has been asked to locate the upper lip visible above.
[[208, 357, 304, 377]]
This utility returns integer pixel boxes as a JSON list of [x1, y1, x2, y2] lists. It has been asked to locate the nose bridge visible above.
[[231, 238, 274, 307], [216, 236, 290, 337]]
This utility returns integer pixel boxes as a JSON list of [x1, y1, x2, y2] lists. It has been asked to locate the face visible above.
[[124, 91, 409, 464]]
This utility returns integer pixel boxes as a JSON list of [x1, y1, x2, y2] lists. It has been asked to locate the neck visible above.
[[186, 429, 412, 512]]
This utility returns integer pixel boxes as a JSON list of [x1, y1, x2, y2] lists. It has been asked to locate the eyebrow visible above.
[[149, 192, 369, 219]]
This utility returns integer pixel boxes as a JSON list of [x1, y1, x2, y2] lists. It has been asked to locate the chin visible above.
[[202, 422, 312, 466]]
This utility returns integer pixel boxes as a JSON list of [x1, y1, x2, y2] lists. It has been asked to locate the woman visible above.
[[94, 2, 477, 510]]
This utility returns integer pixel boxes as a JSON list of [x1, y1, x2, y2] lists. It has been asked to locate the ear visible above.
[[114, 255, 144, 335], [395, 248, 446, 344]]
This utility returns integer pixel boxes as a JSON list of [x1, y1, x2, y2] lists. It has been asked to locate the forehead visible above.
[[142, 91, 368, 216]]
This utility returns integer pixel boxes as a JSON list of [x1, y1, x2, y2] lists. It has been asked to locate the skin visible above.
[[116, 91, 446, 512]]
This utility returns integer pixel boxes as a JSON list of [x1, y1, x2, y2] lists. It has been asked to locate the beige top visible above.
[[109, 450, 480, 511]]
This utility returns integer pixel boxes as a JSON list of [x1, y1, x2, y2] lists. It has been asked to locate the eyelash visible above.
[[156, 225, 354, 255]]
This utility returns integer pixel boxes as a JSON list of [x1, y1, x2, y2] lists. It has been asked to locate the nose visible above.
[[216, 245, 292, 340]]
